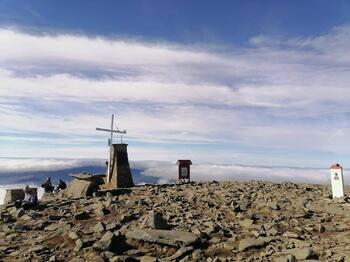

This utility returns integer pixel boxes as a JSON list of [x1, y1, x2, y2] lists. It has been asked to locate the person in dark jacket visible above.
[[54, 179, 67, 194], [41, 177, 54, 193], [58, 179, 67, 190]]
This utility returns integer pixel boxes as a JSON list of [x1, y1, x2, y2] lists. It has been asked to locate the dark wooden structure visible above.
[[177, 160, 192, 182]]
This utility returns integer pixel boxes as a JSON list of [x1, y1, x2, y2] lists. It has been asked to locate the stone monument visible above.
[[97, 114, 134, 188], [330, 163, 344, 199], [108, 143, 134, 188]]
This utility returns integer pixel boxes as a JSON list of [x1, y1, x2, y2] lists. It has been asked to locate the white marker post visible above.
[[330, 163, 344, 199]]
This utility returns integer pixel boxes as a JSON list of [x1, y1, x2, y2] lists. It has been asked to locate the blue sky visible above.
[[1, 0, 350, 44], [1, 1, 350, 169]]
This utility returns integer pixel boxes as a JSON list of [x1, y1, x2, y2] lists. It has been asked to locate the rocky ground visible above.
[[1, 181, 350, 261]]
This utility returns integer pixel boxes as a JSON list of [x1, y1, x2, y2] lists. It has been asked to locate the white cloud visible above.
[[132, 160, 332, 185], [0, 28, 225, 66], [0, 158, 104, 172], [1, 26, 350, 166]]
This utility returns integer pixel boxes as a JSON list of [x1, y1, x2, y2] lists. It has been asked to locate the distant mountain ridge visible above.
[[0, 165, 160, 187]]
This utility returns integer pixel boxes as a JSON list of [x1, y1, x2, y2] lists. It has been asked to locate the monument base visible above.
[[108, 143, 134, 188]]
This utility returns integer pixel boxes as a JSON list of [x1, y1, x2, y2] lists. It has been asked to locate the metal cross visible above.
[[96, 114, 126, 183]]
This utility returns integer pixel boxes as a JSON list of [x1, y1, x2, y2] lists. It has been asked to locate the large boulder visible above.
[[61, 173, 103, 198]]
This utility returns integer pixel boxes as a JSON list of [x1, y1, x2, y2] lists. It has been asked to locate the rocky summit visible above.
[[1, 181, 350, 261]]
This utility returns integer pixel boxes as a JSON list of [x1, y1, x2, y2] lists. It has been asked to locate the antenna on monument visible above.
[[96, 114, 127, 183]]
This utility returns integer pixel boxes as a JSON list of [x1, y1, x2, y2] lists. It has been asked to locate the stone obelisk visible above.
[[109, 143, 134, 188], [96, 114, 134, 189]]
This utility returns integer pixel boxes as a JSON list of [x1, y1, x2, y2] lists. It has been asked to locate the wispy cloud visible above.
[[1, 26, 350, 166]]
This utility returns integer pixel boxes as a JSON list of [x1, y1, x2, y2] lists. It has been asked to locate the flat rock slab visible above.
[[282, 248, 313, 260], [70, 173, 94, 180], [239, 237, 272, 252], [126, 229, 199, 247]]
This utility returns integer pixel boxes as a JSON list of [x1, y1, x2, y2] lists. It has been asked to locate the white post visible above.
[[330, 163, 344, 199]]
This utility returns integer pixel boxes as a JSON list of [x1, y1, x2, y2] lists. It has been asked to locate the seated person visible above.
[[41, 177, 54, 193], [54, 179, 67, 194], [58, 179, 67, 190], [15, 186, 38, 210]]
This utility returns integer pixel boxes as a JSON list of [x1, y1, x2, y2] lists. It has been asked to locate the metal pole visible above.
[[107, 114, 114, 183]]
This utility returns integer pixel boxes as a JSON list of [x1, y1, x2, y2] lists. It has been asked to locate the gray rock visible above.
[[0, 210, 5, 220], [71, 173, 94, 179], [44, 223, 60, 231], [267, 202, 280, 210], [239, 199, 250, 211], [69, 258, 85, 262], [126, 229, 199, 247], [2, 224, 12, 233], [318, 224, 326, 233], [101, 251, 115, 259], [273, 254, 296, 262], [109, 256, 137, 262], [106, 222, 119, 231], [95, 207, 110, 216], [120, 212, 138, 224], [192, 249, 204, 260], [168, 246, 193, 260], [266, 227, 279, 236], [141, 211, 170, 230], [68, 231, 79, 240], [94, 222, 105, 233], [13, 223, 29, 232], [282, 231, 299, 239], [93, 231, 115, 251], [140, 256, 157, 262], [239, 237, 272, 252], [63, 175, 100, 198], [15, 208, 25, 218], [283, 248, 313, 260], [239, 219, 254, 228], [74, 238, 95, 251], [20, 214, 32, 221], [203, 221, 221, 234], [74, 239, 84, 251], [286, 255, 297, 262]]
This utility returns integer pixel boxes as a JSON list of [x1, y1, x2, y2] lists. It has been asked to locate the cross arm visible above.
[[96, 127, 127, 134]]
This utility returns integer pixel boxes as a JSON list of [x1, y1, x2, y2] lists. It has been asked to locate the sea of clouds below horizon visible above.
[[0, 158, 335, 205]]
